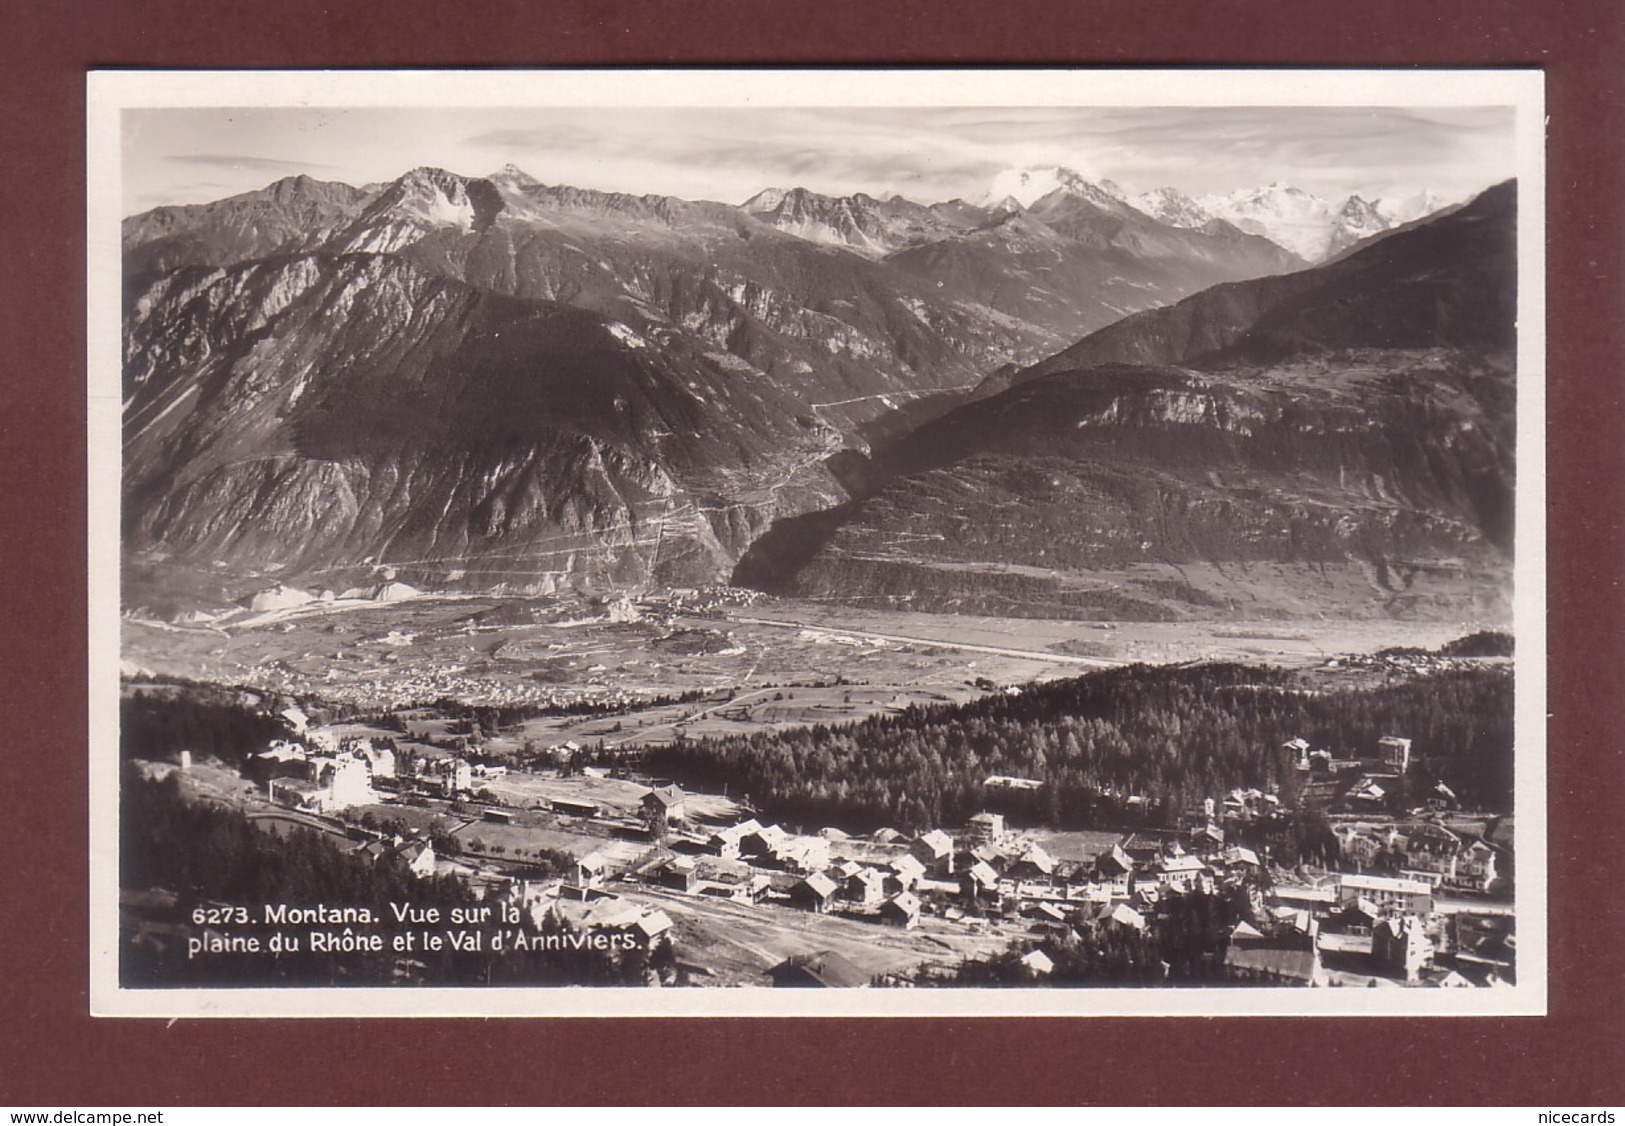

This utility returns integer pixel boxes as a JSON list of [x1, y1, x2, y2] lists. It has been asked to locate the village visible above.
[[140, 689, 1516, 990]]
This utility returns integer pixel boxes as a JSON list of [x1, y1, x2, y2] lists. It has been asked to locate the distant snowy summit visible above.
[[982, 165, 1459, 261], [1140, 180, 1458, 261], [982, 165, 1129, 211]]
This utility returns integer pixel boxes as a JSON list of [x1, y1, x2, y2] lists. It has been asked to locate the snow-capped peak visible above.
[[489, 162, 542, 188], [984, 166, 1117, 209]]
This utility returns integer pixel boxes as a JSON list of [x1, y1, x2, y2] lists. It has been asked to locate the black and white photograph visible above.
[[88, 69, 1545, 1016]]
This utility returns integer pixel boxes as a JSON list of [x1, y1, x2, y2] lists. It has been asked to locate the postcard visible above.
[[88, 68, 1545, 1016]]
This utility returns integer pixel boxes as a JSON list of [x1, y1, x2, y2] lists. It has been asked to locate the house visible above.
[[654, 856, 699, 893], [1373, 914, 1432, 982], [769, 835, 831, 875], [790, 872, 839, 914], [960, 860, 1001, 903], [1093, 843, 1134, 880], [1283, 737, 1311, 769], [1456, 840, 1501, 891], [911, 829, 955, 875], [1094, 902, 1147, 933], [1008, 844, 1057, 881], [1021, 949, 1055, 977], [431, 757, 473, 797], [1218, 846, 1261, 871], [1347, 777, 1388, 806], [768, 950, 869, 988], [984, 775, 1043, 792], [1378, 735, 1413, 773], [574, 852, 611, 888], [551, 797, 600, 819], [1338, 873, 1434, 914], [705, 819, 759, 859], [692, 860, 770, 903], [739, 823, 791, 859], [887, 853, 927, 893], [1402, 823, 1463, 883], [879, 891, 921, 930], [1156, 854, 1209, 891], [1190, 823, 1226, 854], [843, 867, 888, 906], [1223, 920, 1325, 986], [965, 811, 1006, 844], [641, 785, 687, 825], [398, 839, 437, 878]]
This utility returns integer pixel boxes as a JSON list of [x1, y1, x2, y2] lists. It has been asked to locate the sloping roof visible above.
[[1021, 950, 1055, 975], [1224, 945, 1320, 983], [644, 785, 686, 808], [915, 829, 953, 855], [798, 872, 838, 899], [883, 891, 921, 916], [889, 853, 926, 880]]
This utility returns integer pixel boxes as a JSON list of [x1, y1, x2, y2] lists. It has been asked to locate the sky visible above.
[[122, 104, 1517, 215]]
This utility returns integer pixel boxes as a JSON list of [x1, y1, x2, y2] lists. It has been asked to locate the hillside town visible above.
[[140, 699, 1516, 989]]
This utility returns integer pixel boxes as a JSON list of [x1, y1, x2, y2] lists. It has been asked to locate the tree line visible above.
[[647, 663, 1514, 834]]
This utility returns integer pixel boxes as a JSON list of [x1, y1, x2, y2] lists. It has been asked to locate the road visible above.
[[721, 614, 1124, 669]]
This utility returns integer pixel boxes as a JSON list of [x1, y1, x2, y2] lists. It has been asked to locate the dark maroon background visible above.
[[3, 0, 1621, 1106]]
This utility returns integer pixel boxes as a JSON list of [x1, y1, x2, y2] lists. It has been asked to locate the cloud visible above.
[[163, 154, 336, 174]]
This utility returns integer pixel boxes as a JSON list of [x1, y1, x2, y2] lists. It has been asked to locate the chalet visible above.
[[399, 840, 437, 878], [1094, 902, 1147, 933], [1021, 949, 1055, 977], [1093, 843, 1134, 881], [911, 829, 955, 875], [879, 891, 921, 930], [1008, 844, 1057, 881], [960, 860, 1001, 903], [1223, 920, 1325, 987], [790, 872, 839, 914], [887, 853, 927, 893], [843, 867, 888, 907], [654, 857, 699, 893], [641, 785, 688, 825], [1119, 832, 1167, 868], [574, 852, 611, 888], [1347, 777, 1388, 806], [965, 811, 1007, 844], [768, 950, 869, 988], [705, 819, 760, 859], [739, 823, 791, 859], [1218, 845, 1261, 871], [769, 835, 831, 875], [551, 797, 600, 819], [1373, 914, 1432, 982]]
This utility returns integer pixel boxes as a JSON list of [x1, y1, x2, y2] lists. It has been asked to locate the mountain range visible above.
[[737, 181, 1516, 622], [121, 162, 1504, 618]]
